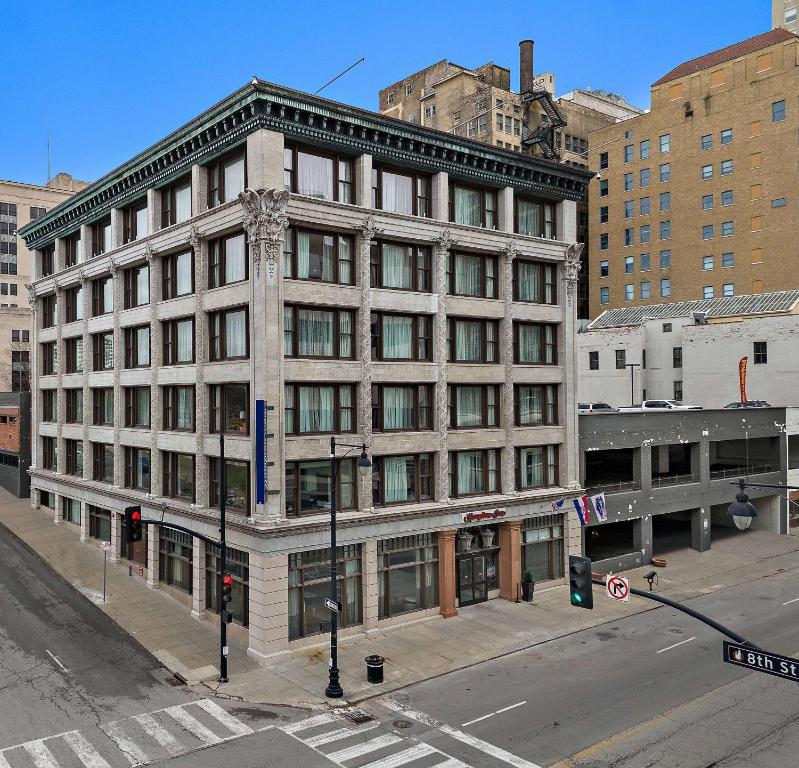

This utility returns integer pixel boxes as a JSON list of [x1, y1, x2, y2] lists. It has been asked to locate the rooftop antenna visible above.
[[315, 57, 365, 95]]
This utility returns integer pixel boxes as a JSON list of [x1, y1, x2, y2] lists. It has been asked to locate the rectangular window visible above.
[[640, 280, 651, 299], [615, 349, 626, 369], [515, 384, 558, 426], [514, 260, 557, 304], [372, 312, 432, 361], [723, 283, 734, 297], [721, 190, 734, 206], [124, 325, 150, 368], [624, 144, 633, 163], [208, 457, 250, 514], [61, 497, 81, 525], [640, 253, 651, 272], [91, 217, 112, 257], [284, 144, 353, 203], [92, 443, 114, 484], [40, 246, 55, 278], [600, 206, 608, 223], [162, 452, 196, 502], [209, 307, 249, 361], [371, 384, 433, 432], [92, 331, 114, 371], [513, 322, 557, 365], [65, 438, 83, 477], [162, 250, 194, 299], [448, 449, 500, 498], [625, 284, 634, 301], [721, 159, 733, 176], [700, 134, 713, 150], [624, 200, 633, 219], [372, 454, 433, 507], [702, 194, 713, 210], [722, 252, 735, 268], [209, 383, 249, 434], [448, 385, 500, 429], [659, 164, 670, 182], [93, 388, 114, 426], [703, 256, 714, 270], [599, 179, 608, 197], [207, 149, 246, 208], [284, 228, 352, 285], [624, 228, 634, 246], [122, 199, 148, 244], [288, 546, 361, 638], [600, 233, 608, 251], [378, 534, 438, 619], [751, 152, 762, 169], [624, 173, 633, 191], [625, 256, 634, 274], [515, 197, 556, 238], [124, 386, 150, 428], [124, 447, 151, 492], [600, 287, 609, 304], [64, 337, 83, 374], [660, 134, 670, 153], [123, 264, 150, 308], [599, 260, 609, 277], [660, 278, 671, 297], [41, 389, 57, 421], [284, 305, 355, 360], [772, 100, 785, 124], [42, 436, 57, 471], [660, 221, 671, 240], [65, 388, 83, 423], [205, 543, 249, 627], [710, 68, 725, 87], [516, 445, 558, 490], [722, 221, 734, 237], [285, 460, 356, 517], [640, 168, 650, 187], [588, 351, 599, 370], [208, 233, 247, 288], [92, 276, 113, 316], [702, 164, 713, 180], [753, 341, 767, 364], [163, 385, 195, 432], [720, 128, 732, 145], [673, 381, 683, 401], [639, 197, 650, 216], [450, 183, 497, 229], [162, 317, 195, 364], [673, 347, 683, 368], [371, 165, 430, 217], [284, 383, 355, 435], [159, 528, 193, 593], [772, 198, 787, 208], [64, 232, 83, 268], [447, 318, 498, 363], [702, 224, 714, 240], [369, 240, 430, 292], [160, 177, 192, 228], [639, 139, 650, 160], [599, 152, 608, 169]]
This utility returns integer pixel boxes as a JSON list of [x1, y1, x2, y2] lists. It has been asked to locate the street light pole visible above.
[[219, 432, 228, 684], [326, 435, 343, 699]]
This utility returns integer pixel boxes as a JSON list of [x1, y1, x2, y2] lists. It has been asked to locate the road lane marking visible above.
[[164, 705, 222, 745], [359, 742, 437, 768], [45, 650, 69, 673], [381, 698, 543, 768], [62, 731, 113, 768], [462, 700, 526, 727], [656, 636, 696, 654], [194, 699, 253, 737], [782, 597, 799, 605], [22, 740, 60, 768], [134, 712, 185, 756], [326, 733, 404, 762]]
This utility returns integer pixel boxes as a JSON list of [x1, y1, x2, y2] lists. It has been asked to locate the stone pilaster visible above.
[[498, 187, 514, 233], [80, 270, 90, 482], [26, 284, 38, 478], [110, 511, 122, 563], [191, 536, 206, 618], [562, 243, 584, 490], [354, 154, 373, 208], [247, 552, 289, 661], [80, 224, 93, 264], [146, 524, 159, 588], [431, 172, 449, 222], [55, 287, 65, 474], [53, 493, 60, 524], [146, 188, 160, 235], [437, 529, 457, 618], [363, 539, 379, 629], [498, 520, 522, 600], [190, 227, 209, 507], [191, 163, 208, 218], [79, 500, 89, 543], [110, 208, 124, 250], [110, 260, 123, 488], [147, 245, 162, 497], [357, 215, 380, 513], [502, 241, 517, 495], [434, 230, 453, 501]]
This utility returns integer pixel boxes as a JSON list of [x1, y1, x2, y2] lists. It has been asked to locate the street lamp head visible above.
[[357, 444, 372, 478], [727, 478, 757, 531]]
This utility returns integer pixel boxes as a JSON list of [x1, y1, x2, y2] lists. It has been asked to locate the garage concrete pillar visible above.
[[438, 530, 457, 618], [638, 445, 651, 494], [656, 445, 670, 474], [635, 515, 652, 564], [690, 507, 711, 552], [498, 520, 522, 601], [698, 439, 710, 483]]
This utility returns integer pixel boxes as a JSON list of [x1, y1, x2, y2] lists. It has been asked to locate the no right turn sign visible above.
[[606, 575, 630, 603]]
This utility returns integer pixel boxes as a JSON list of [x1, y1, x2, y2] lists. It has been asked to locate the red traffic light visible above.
[[131, 510, 141, 522], [222, 574, 233, 586], [222, 573, 233, 603]]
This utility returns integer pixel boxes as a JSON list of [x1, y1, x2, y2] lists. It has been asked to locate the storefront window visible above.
[[522, 515, 564, 582], [62, 497, 81, 525], [88, 506, 111, 543], [378, 535, 438, 619], [288, 546, 362, 640], [205, 543, 249, 626], [159, 528, 193, 593]]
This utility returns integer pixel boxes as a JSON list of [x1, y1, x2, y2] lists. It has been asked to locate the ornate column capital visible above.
[[502, 239, 519, 265], [563, 242, 585, 307], [187, 224, 203, 254], [434, 228, 454, 253], [239, 188, 290, 278], [109, 257, 121, 277], [144, 242, 158, 264], [25, 282, 36, 302], [358, 214, 382, 242]]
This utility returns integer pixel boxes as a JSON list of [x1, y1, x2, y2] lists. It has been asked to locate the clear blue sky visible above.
[[1, 0, 770, 187]]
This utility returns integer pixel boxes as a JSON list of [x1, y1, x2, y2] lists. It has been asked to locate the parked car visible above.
[[578, 402, 618, 415], [723, 400, 772, 409], [619, 399, 703, 412]]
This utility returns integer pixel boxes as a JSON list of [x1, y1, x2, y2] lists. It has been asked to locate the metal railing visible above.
[[710, 464, 774, 479], [586, 480, 640, 495], [651, 472, 700, 488]]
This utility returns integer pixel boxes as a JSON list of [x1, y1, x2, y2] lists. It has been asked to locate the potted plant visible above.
[[521, 570, 535, 602]]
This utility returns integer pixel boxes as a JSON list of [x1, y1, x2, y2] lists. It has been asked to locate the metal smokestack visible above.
[[519, 39, 534, 93]]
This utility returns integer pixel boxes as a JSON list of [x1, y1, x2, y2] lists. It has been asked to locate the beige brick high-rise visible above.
[[773, 0, 798, 32], [589, 28, 798, 317]]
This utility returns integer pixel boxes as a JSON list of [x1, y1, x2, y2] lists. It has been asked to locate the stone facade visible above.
[[21, 79, 591, 661]]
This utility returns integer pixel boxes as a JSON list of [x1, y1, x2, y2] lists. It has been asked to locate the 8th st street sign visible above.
[[723, 641, 799, 682]]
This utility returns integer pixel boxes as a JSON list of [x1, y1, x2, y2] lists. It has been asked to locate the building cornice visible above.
[[20, 80, 592, 251]]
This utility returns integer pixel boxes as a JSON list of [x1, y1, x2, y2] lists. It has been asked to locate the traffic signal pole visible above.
[[219, 433, 228, 683]]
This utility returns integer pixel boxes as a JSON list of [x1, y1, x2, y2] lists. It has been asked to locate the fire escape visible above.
[[521, 76, 566, 160]]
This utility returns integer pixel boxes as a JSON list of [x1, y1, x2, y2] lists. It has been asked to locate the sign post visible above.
[[723, 641, 799, 682], [605, 575, 630, 603]]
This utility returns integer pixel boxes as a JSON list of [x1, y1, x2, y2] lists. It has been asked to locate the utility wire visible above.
[[315, 57, 365, 95]]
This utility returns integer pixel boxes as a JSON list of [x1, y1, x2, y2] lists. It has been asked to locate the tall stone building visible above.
[[589, 28, 798, 317], [773, 0, 798, 32], [20, 79, 592, 660], [378, 41, 642, 320], [0, 174, 88, 390]]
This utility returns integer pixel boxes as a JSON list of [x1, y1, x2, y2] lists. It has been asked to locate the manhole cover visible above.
[[666, 627, 686, 636], [393, 719, 413, 729], [166, 675, 186, 687]]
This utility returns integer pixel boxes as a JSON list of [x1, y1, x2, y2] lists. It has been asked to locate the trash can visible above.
[[365, 655, 384, 684]]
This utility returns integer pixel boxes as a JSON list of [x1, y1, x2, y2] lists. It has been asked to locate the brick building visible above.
[[589, 28, 798, 317], [20, 79, 592, 660]]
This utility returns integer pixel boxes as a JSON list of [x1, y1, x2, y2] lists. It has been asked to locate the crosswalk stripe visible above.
[[194, 699, 253, 737], [326, 733, 404, 762], [282, 713, 337, 734], [99, 721, 150, 766], [134, 713, 185, 756], [0, 752, 12, 768], [304, 721, 379, 748], [359, 743, 438, 768], [432, 758, 471, 768], [62, 731, 113, 768], [22, 740, 60, 768], [165, 705, 223, 745]]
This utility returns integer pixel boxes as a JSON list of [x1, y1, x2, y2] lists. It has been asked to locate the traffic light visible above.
[[569, 555, 593, 609], [222, 573, 233, 603], [124, 505, 142, 543]]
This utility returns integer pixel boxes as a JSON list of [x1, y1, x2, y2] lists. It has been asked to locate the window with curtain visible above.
[[207, 150, 246, 208], [209, 383, 249, 434], [448, 252, 497, 298], [371, 166, 431, 217], [92, 276, 114, 316], [372, 384, 432, 432], [92, 443, 114, 483], [285, 459, 356, 517], [123, 199, 147, 243], [208, 233, 247, 288], [288, 546, 362, 639], [514, 322, 557, 364], [162, 318, 195, 364], [448, 318, 498, 363], [65, 439, 83, 477], [448, 449, 499, 497], [162, 451, 196, 502], [450, 184, 496, 229], [372, 454, 433, 506], [371, 313, 432, 361], [65, 285, 83, 322], [93, 388, 114, 425], [283, 228, 353, 285], [125, 447, 151, 492], [124, 264, 150, 308], [159, 528, 193, 592], [92, 332, 114, 371], [516, 384, 558, 425], [161, 176, 192, 227], [209, 307, 248, 361], [284, 306, 354, 360], [65, 337, 83, 373], [515, 260, 557, 304], [448, 385, 499, 428], [369, 241, 431, 292], [517, 445, 558, 489], [284, 383, 354, 435], [283, 144, 353, 203], [515, 197, 556, 238], [65, 388, 83, 423], [62, 497, 81, 525], [163, 385, 195, 431], [124, 387, 150, 428], [124, 325, 150, 368], [162, 251, 194, 299], [378, 534, 438, 619]]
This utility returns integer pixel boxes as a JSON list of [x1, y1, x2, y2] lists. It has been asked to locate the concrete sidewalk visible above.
[[3, 489, 799, 708]]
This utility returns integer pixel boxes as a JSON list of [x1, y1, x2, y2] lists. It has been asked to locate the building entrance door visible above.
[[457, 553, 489, 606]]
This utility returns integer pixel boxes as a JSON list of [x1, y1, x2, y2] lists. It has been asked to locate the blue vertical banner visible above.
[[256, 399, 265, 504]]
